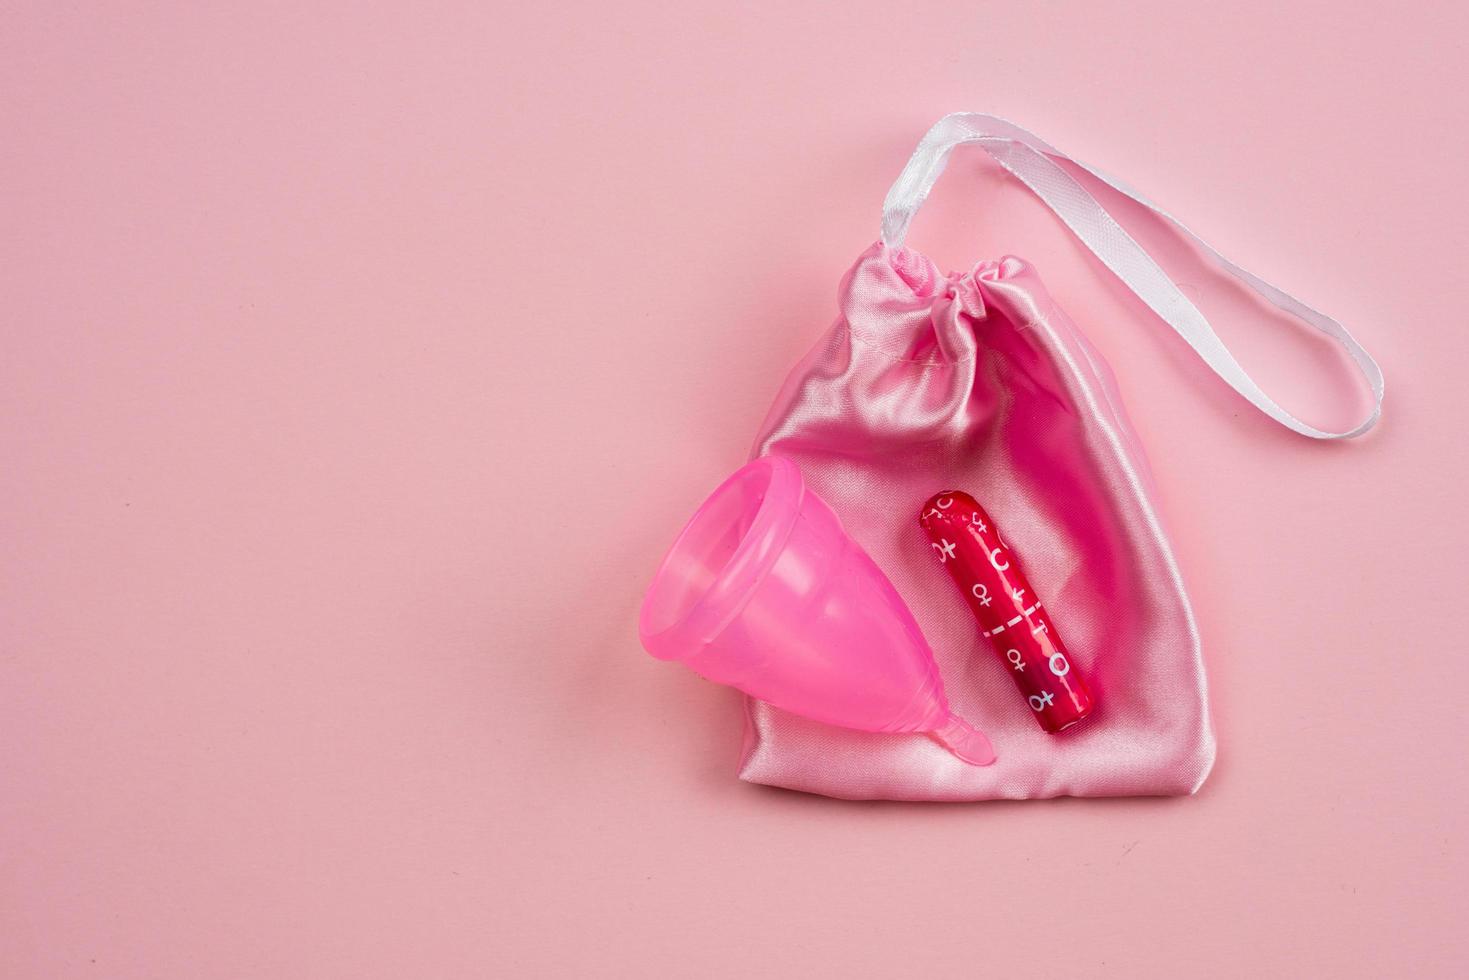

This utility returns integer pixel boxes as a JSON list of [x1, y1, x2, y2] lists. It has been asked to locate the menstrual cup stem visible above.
[[929, 715, 997, 766]]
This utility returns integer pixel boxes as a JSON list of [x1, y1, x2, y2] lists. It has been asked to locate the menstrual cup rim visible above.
[[638, 456, 804, 660]]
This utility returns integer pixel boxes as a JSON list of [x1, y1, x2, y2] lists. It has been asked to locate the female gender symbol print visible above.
[[920, 491, 1094, 734]]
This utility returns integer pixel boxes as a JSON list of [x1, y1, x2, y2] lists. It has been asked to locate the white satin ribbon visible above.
[[882, 113, 1384, 439]]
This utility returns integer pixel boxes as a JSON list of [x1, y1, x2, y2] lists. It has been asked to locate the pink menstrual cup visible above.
[[638, 456, 996, 766]]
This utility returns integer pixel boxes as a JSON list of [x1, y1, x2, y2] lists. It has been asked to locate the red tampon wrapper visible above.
[[919, 491, 1094, 733]]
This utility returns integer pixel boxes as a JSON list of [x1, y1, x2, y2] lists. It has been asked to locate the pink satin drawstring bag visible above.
[[738, 114, 1384, 801]]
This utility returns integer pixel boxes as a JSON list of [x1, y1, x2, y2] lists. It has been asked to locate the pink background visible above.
[[3, 2, 1466, 976]]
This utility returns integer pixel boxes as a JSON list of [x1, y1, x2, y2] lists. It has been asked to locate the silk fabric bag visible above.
[[738, 114, 1383, 801]]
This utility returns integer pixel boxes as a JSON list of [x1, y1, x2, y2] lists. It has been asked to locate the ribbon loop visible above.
[[882, 113, 1384, 440]]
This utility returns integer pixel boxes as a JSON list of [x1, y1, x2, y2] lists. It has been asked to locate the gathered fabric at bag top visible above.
[[738, 113, 1383, 801]]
